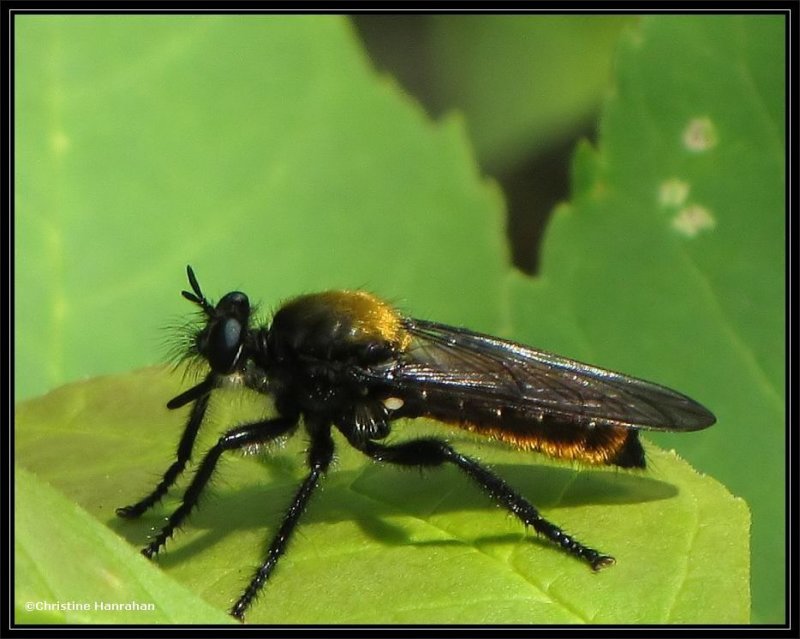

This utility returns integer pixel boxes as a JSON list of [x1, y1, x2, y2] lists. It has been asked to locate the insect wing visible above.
[[372, 319, 716, 432]]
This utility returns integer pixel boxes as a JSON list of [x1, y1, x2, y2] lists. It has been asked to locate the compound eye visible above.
[[217, 291, 249, 318], [206, 317, 244, 374]]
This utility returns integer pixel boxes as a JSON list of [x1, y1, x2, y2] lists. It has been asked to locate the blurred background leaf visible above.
[[356, 15, 636, 272], [15, 15, 507, 403], [425, 15, 635, 172], [15, 14, 783, 623]]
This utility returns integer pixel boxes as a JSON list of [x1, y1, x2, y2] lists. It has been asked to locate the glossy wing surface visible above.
[[364, 318, 715, 432]]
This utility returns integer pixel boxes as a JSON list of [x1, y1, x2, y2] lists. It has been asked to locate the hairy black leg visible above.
[[231, 421, 334, 621], [142, 415, 298, 559], [116, 376, 214, 519], [352, 437, 614, 571]]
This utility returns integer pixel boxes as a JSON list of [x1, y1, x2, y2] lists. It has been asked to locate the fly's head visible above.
[[181, 265, 253, 376]]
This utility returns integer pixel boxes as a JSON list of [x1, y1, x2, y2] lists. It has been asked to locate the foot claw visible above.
[[116, 505, 142, 519], [591, 554, 615, 571]]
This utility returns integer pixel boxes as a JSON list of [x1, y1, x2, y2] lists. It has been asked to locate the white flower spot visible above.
[[671, 205, 717, 237], [682, 117, 718, 152]]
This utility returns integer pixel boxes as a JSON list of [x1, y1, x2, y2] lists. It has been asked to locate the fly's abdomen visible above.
[[398, 389, 646, 468]]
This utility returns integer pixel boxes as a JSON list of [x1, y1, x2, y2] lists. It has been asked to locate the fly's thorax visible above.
[[262, 291, 409, 418], [266, 290, 410, 364]]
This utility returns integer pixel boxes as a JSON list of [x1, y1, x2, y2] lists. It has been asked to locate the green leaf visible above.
[[14, 466, 232, 624], [16, 368, 748, 624], [506, 16, 782, 622], [15, 15, 506, 402], [427, 15, 636, 171]]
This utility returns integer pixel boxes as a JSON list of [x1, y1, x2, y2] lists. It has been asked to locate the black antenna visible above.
[[181, 265, 214, 315]]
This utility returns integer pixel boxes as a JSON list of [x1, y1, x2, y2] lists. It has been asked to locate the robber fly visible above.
[[117, 266, 716, 620]]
